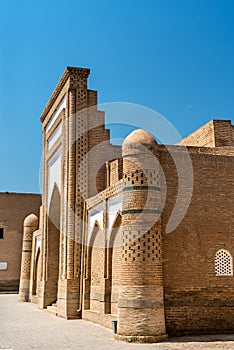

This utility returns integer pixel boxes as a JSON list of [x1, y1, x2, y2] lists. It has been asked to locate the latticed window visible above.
[[215, 250, 233, 276]]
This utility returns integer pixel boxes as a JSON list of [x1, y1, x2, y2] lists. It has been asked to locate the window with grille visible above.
[[215, 249, 233, 276]]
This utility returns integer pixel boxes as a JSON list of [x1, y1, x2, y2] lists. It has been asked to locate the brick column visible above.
[[116, 129, 167, 343], [19, 214, 39, 302]]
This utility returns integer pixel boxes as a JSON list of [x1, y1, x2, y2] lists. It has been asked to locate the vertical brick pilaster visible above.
[[67, 89, 76, 279]]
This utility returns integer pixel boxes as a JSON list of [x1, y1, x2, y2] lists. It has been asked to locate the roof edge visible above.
[[40, 66, 90, 123], [0, 192, 41, 196]]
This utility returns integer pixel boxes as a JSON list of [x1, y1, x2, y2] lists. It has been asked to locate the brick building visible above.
[[18, 67, 234, 342], [0, 192, 41, 291]]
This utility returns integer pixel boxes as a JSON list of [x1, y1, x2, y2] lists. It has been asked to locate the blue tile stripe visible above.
[[123, 185, 160, 192], [122, 209, 161, 215]]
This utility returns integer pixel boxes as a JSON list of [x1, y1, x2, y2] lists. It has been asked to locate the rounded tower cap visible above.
[[122, 129, 157, 155], [23, 214, 39, 228]]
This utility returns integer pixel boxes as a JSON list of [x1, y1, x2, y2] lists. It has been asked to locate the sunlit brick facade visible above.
[[19, 67, 234, 342]]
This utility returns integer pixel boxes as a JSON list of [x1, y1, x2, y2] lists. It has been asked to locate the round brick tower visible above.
[[18, 214, 39, 302], [116, 129, 167, 343]]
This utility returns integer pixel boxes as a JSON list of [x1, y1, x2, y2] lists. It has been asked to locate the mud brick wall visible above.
[[0, 193, 41, 291]]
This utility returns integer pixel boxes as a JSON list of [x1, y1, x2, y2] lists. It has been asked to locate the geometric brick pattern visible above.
[[122, 228, 161, 262], [22, 257, 31, 273], [123, 169, 160, 187]]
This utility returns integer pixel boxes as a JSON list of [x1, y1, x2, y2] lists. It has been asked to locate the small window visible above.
[[0, 228, 4, 239], [0, 262, 7, 270], [215, 249, 233, 276]]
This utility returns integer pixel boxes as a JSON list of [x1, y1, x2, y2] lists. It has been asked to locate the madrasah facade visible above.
[[18, 67, 234, 342]]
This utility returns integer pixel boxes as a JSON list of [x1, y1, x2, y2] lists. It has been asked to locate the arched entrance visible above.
[[32, 247, 41, 296], [84, 221, 105, 312], [89, 222, 105, 312]]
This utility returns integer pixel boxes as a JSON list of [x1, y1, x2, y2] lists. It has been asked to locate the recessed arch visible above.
[[85, 220, 105, 312], [89, 220, 102, 248], [107, 211, 122, 315], [32, 247, 41, 296], [109, 211, 122, 249], [46, 183, 61, 305], [48, 183, 61, 230]]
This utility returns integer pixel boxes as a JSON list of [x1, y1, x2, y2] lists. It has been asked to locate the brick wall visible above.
[[0, 192, 41, 291], [109, 159, 123, 186], [179, 120, 234, 147], [83, 132, 234, 338], [213, 120, 234, 146], [160, 147, 234, 335]]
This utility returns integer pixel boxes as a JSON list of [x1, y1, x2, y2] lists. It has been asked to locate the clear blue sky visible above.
[[0, 0, 234, 193]]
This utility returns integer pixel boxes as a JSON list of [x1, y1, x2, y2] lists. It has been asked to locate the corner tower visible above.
[[116, 129, 167, 342]]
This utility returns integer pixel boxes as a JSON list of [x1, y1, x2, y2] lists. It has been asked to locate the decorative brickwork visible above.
[[116, 129, 167, 343], [121, 228, 162, 263]]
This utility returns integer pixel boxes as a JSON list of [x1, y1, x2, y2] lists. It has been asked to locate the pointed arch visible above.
[[109, 210, 122, 249], [86, 220, 102, 281], [215, 249, 233, 276], [107, 211, 122, 315], [89, 220, 102, 248], [47, 183, 61, 305], [85, 220, 105, 312], [48, 183, 61, 230]]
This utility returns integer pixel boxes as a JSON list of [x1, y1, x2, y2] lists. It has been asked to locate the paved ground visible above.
[[0, 294, 234, 350]]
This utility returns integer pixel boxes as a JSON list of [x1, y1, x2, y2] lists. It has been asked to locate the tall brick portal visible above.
[[36, 67, 117, 318]]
